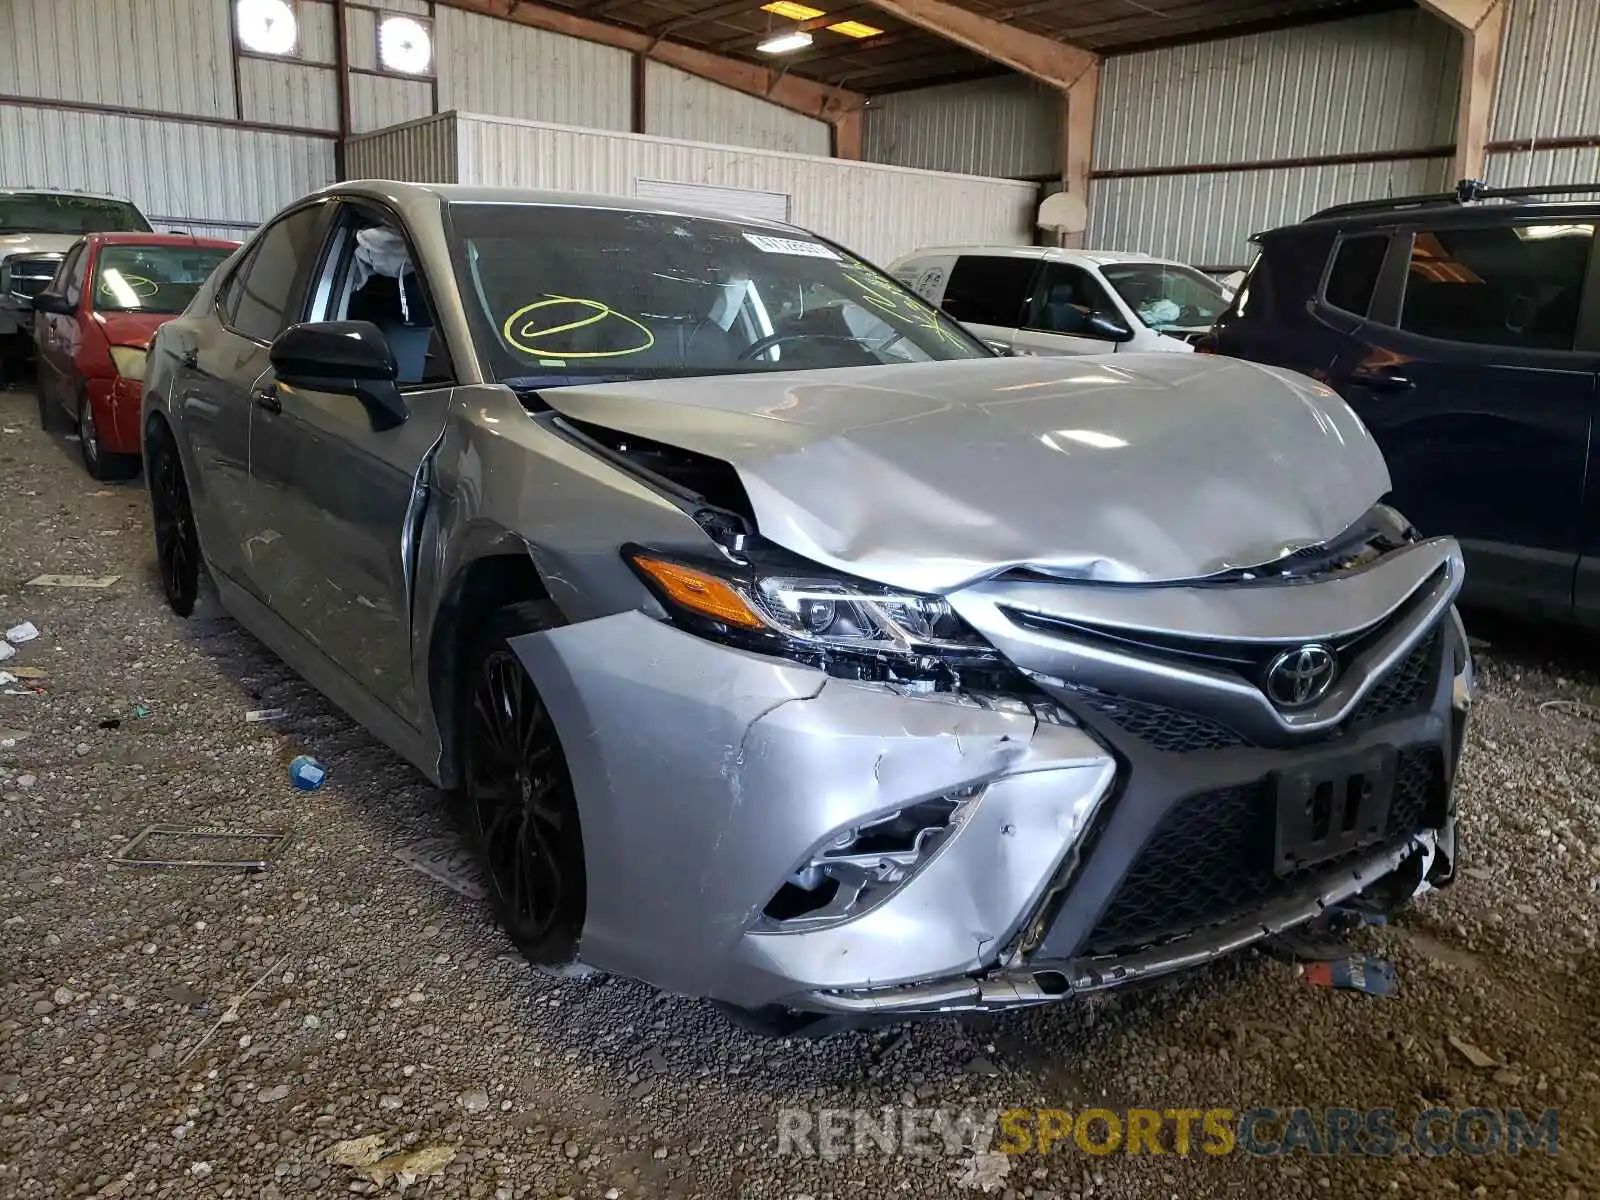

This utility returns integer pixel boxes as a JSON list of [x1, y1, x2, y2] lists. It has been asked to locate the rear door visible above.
[[1012, 259, 1129, 356], [176, 201, 334, 589], [1331, 217, 1600, 615], [936, 254, 1040, 351]]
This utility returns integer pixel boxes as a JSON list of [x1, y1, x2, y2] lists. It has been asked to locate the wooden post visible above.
[[1060, 62, 1099, 249], [1418, 0, 1510, 184], [832, 109, 863, 160]]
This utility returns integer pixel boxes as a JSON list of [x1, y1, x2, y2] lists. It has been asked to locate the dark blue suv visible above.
[[1206, 181, 1600, 624]]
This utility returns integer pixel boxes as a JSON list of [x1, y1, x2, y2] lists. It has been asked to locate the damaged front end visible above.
[[503, 401, 1471, 1021]]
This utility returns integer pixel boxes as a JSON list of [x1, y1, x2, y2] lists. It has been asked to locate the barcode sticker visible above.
[[742, 233, 839, 259]]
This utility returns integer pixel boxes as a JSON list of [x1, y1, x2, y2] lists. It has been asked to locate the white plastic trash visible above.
[[0, 641, 13, 663], [5, 621, 39, 643]]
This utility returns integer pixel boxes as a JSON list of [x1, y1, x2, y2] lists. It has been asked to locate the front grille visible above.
[[3, 256, 62, 298], [1070, 689, 1249, 752], [1082, 747, 1443, 955], [1348, 629, 1439, 724]]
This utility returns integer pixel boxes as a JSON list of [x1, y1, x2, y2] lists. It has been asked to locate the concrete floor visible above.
[[0, 385, 1596, 1199]]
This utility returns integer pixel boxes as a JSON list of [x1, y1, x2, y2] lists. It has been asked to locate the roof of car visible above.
[[85, 232, 239, 249], [892, 244, 1180, 268], [330, 179, 804, 233], [1259, 180, 1600, 240], [0, 187, 139, 202]]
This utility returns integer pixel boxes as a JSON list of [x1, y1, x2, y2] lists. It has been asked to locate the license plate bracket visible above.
[[1273, 746, 1397, 876]]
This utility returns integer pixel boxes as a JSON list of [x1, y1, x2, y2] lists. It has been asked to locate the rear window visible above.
[[1399, 223, 1594, 351], [941, 255, 1038, 328], [1324, 233, 1389, 316]]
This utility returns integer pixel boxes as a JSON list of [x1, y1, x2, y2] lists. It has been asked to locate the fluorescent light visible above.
[[1055, 429, 1129, 449], [827, 20, 882, 37], [761, 1, 824, 18], [757, 29, 813, 53]]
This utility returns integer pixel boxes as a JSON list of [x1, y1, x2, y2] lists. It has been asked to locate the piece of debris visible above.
[[324, 1136, 457, 1187], [1262, 929, 1357, 964], [1447, 1036, 1499, 1069], [5, 621, 39, 643], [99, 718, 122, 730], [131, 702, 150, 720], [176, 955, 288, 1069], [0, 641, 13, 663], [1302, 956, 1397, 996], [9, 667, 46, 681], [25, 574, 120, 588], [244, 707, 288, 723], [110, 824, 290, 871], [0, 727, 29, 746], [0, 672, 15, 686], [326, 1135, 389, 1169], [288, 754, 326, 790], [394, 837, 488, 901], [1539, 699, 1599, 722], [162, 982, 209, 1012]]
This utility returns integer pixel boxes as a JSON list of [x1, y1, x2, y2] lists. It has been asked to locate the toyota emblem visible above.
[[1265, 643, 1339, 708]]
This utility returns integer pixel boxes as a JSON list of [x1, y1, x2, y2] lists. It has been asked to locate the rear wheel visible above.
[[80, 395, 138, 481], [459, 602, 587, 963], [147, 419, 201, 616]]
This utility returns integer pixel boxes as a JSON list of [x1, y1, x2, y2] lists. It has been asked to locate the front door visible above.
[[1012, 260, 1129, 356], [247, 201, 458, 725], [35, 242, 86, 408], [1333, 219, 1600, 615]]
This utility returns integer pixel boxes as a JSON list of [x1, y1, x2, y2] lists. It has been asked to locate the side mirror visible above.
[[1087, 312, 1134, 342], [981, 339, 1015, 356], [269, 320, 408, 429], [31, 291, 73, 315]]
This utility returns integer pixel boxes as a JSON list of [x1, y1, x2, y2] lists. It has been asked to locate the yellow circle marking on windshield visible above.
[[502, 296, 655, 359], [99, 273, 159, 298]]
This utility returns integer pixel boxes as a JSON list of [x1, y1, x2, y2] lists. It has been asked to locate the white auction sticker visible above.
[[742, 233, 840, 259]]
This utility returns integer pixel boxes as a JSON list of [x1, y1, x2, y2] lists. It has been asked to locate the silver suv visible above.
[[143, 181, 1472, 1033]]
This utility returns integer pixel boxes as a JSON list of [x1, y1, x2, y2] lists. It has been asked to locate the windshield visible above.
[[93, 244, 234, 314], [446, 203, 990, 387], [1099, 262, 1228, 332], [0, 193, 151, 235]]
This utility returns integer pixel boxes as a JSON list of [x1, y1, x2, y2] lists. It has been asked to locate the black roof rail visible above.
[[1306, 178, 1600, 222]]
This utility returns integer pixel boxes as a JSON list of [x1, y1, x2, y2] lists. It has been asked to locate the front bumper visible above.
[[512, 549, 1472, 1015]]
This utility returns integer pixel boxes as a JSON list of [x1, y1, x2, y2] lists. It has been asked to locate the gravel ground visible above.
[[0, 383, 1596, 1200]]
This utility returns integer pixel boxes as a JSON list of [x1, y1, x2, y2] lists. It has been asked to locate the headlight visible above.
[[109, 345, 148, 381], [624, 545, 1004, 689]]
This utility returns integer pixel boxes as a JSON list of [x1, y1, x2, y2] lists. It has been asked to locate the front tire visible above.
[[459, 602, 587, 964], [80, 395, 138, 481], [147, 419, 201, 616]]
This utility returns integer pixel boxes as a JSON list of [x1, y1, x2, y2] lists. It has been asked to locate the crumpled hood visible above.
[[541, 354, 1391, 593], [94, 311, 169, 351]]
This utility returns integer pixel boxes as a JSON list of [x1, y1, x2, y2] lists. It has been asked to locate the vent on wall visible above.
[[634, 179, 791, 224]]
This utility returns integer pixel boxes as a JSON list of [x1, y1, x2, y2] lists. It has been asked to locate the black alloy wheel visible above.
[[147, 420, 201, 616], [461, 602, 586, 963]]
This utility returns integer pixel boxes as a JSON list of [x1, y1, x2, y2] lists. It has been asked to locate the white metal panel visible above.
[[1096, 9, 1458, 172], [345, 112, 460, 182], [863, 76, 1061, 178], [297, 0, 340, 65], [350, 74, 435, 134], [1494, 0, 1600, 142], [1086, 158, 1454, 270], [380, 0, 432, 15], [346, 5, 379, 72], [0, 104, 334, 228], [240, 59, 340, 130], [149, 217, 259, 243], [435, 5, 631, 132], [447, 113, 1036, 266], [644, 62, 830, 157], [635, 178, 790, 223], [1488, 147, 1600, 189], [0, 0, 234, 118]]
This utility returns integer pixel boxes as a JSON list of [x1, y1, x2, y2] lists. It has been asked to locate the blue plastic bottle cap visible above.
[[289, 755, 326, 791]]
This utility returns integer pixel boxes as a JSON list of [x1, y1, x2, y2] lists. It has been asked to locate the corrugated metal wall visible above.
[[239, 0, 340, 132], [445, 113, 1036, 266], [434, 4, 631, 133], [346, 114, 460, 183], [1085, 9, 1460, 268], [0, 105, 334, 232], [863, 76, 1061, 179], [644, 62, 831, 156], [1493, 0, 1600, 143]]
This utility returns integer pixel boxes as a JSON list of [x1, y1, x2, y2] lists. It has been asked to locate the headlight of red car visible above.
[[108, 345, 148, 381]]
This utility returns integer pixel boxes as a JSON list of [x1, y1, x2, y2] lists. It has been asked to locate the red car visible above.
[[33, 232, 238, 479]]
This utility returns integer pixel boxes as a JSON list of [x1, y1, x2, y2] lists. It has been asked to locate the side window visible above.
[[941, 255, 1038, 327], [1023, 262, 1120, 337], [1400, 223, 1594, 351], [307, 204, 454, 386], [216, 244, 258, 325], [1324, 233, 1389, 316], [66, 246, 90, 304], [54, 244, 86, 305], [227, 206, 329, 343]]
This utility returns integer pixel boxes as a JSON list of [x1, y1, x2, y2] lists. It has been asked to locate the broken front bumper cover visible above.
[[797, 821, 1454, 1015]]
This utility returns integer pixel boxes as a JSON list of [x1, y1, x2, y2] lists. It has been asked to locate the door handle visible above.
[[1343, 367, 1414, 392], [252, 385, 282, 414], [180, 348, 198, 369]]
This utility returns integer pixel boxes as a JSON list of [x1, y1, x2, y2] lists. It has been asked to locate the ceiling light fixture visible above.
[[760, 1, 825, 19], [757, 29, 813, 53], [236, 0, 298, 56], [827, 20, 882, 37]]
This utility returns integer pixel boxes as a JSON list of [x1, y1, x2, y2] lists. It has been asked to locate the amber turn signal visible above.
[[631, 555, 766, 629]]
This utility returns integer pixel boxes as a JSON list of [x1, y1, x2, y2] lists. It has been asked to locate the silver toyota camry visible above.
[[143, 181, 1472, 1034]]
